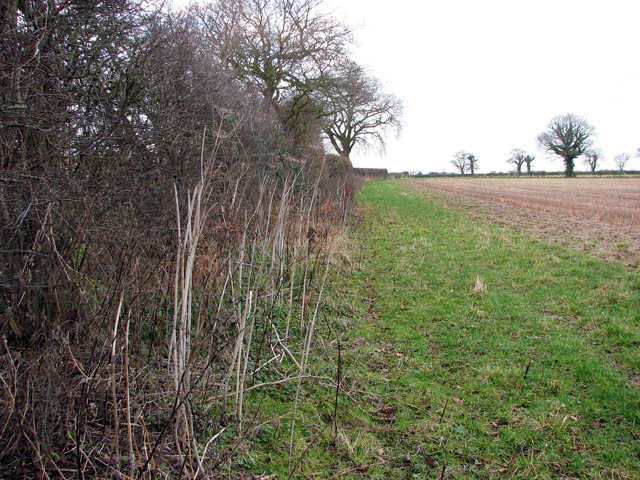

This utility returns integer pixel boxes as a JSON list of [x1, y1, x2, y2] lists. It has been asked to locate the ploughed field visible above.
[[407, 177, 640, 269]]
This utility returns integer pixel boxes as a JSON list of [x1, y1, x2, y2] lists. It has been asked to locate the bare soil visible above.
[[406, 177, 640, 269]]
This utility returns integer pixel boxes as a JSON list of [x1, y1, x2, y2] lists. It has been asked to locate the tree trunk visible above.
[[564, 158, 575, 177]]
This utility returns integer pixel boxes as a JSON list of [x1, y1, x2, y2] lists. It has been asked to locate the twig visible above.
[[517, 360, 532, 399], [111, 293, 124, 468], [439, 399, 449, 423], [208, 375, 333, 401], [200, 427, 228, 461], [439, 461, 446, 480], [523, 360, 532, 382], [271, 320, 301, 369]]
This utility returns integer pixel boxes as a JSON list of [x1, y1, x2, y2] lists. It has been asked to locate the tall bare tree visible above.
[[199, 0, 351, 135], [583, 148, 603, 174], [451, 151, 469, 175], [322, 62, 403, 161], [614, 152, 631, 173], [537, 113, 594, 177], [507, 149, 527, 175]]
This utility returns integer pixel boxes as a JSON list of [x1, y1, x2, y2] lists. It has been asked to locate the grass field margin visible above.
[[240, 179, 640, 479]]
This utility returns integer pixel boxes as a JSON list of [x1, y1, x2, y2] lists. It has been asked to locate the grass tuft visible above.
[[471, 275, 487, 296]]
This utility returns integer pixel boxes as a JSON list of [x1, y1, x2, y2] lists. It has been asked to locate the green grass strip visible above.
[[242, 179, 640, 479]]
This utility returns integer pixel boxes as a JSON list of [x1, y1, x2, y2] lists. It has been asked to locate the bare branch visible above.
[[322, 62, 403, 160]]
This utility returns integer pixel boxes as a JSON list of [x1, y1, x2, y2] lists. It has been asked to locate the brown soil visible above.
[[406, 177, 640, 269]]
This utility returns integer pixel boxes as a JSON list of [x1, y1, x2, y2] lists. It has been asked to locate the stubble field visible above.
[[407, 177, 640, 269]]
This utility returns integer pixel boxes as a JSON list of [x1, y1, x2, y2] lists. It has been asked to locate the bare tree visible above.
[[323, 62, 403, 161], [537, 113, 594, 177], [451, 151, 469, 175], [614, 152, 631, 173], [507, 149, 527, 175], [583, 148, 603, 174], [524, 155, 535, 176], [199, 0, 351, 134]]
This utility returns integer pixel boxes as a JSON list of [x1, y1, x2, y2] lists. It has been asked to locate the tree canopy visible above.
[[537, 114, 594, 177], [451, 151, 469, 174], [322, 62, 403, 160], [198, 0, 401, 156], [507, 149, 527, 175]]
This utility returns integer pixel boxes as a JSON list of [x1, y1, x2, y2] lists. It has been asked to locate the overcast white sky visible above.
[[174, 0, 639, 173], [326, 0, 640, 173]]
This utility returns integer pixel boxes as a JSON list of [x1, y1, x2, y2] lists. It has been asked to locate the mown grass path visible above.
[[329, 180, 640, 479]]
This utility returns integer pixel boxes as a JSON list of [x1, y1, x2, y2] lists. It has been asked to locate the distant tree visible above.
[[583, 148, 603, 174], [451, 151, 468, 175], [323, 62, 403, 161], [467, 154, 479, 175], [537, 114, 594, 177], [507, 149, 527, 175], [524, 155, 535, 176], [614, 152, 631, 173]]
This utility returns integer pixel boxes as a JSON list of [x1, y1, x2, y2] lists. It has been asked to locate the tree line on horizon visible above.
[[447, 113, 637, 177]]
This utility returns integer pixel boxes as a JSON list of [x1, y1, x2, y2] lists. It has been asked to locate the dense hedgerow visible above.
[[0, 1, 363, 477]]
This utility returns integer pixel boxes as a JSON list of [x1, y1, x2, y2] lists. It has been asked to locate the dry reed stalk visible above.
[[173, 181, 204, 450], [285, 238, 298, 341], [0, 337, 17, 440], [238, 248, 267, 426], [277, 172, 302, 341], [235, 290, 252, 425], [271, 173, 299, 303], [111, 292, 124, 468], [222, 222, 248, 413], [237, 179, 276, 427], [168, 121, 229, 464], [299, 183, 319, 329], [124, 308, 135, 477]]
